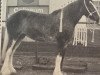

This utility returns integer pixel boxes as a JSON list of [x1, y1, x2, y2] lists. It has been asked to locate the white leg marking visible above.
[[1, 40, 16, 75], [9, 42, 20, 74], [9, 54, 16, 74], [53, 54, 63, 75], [1, 47, 13, 75]]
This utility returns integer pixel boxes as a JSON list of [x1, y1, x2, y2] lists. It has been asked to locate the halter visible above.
[[84, 0, 99, 17]]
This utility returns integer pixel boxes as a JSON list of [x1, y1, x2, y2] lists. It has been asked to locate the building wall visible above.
[[49, 0, 76, 13], [7, 0, 50, 17], [7, 0, 50, 6]]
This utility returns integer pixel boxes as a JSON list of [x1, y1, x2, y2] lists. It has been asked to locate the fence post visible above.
[[0, 0, 1, 63], [0, 0, 7, 63], [35, 41, 38, 64]]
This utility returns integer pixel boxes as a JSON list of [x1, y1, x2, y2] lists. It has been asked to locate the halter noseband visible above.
[[84, 0, 98, 17]]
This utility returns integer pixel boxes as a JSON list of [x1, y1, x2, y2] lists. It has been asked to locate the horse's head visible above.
[[82, 0, 100, 23]]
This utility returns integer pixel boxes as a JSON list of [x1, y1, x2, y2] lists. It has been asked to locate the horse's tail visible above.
[[1, 11, 25, 62], [1, 27, 9, 62]]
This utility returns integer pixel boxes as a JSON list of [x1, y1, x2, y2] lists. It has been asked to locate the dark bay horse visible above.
[[1, 0, 99, 75]]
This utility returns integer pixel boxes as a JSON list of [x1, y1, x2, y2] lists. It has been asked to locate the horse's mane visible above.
[[50, 0, 79, 16], [51, 9, 61, 15]]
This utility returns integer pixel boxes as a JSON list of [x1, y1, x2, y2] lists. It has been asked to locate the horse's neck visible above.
[[63, 1, 83, 27], [50, 9, 61, 21], [50, 0, 84, 27]]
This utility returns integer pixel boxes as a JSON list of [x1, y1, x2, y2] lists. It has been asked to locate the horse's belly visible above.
[[25, 29, 56, 42]]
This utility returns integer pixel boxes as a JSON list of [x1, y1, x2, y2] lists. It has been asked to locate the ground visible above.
[[1, 42, 100, 75], [1, 53, 100, 75], [13, 55, 100, 75], [17, 69, 100, 75]]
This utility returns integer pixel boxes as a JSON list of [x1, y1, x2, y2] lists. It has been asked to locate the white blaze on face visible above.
[[53, 54, 63, 75]]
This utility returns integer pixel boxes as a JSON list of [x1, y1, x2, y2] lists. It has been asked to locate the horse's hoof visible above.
[[53, 71, 63, 75], [0, 69, 16, 75], [10, 71, 17, 75], [0, 72, 10, 75], [62, 71, 68, 75], [10, 72, 17, 75], [10, 68, 17, 74], [0, 71, 17, 75]]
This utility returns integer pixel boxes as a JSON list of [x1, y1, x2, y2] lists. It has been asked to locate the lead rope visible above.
[[59, 8, 64, 32]]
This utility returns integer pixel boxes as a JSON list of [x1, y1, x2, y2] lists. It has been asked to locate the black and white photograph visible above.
[[0, 0, 100, 75]]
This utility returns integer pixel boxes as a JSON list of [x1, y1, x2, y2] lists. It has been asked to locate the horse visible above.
[[0, 0, 100, 75]]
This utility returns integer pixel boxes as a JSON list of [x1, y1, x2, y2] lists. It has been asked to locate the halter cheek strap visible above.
[[84, 0, 99, 17], [89, 1, 100, 17], [88, 10, 96, 17], [84, 0, 92, 16]]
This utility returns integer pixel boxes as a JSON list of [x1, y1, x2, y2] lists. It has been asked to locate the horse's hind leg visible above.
[[9, 34, 25, 74], [1, 40, 16, 75], [1, 34, 25, 75]]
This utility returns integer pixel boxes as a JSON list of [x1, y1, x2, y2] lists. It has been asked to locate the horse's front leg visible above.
[[53, 53, 63, 75], [53, 42, 66, 75]]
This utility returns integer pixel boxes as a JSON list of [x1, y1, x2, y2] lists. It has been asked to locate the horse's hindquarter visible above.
[[6, 10, 51, 40]]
